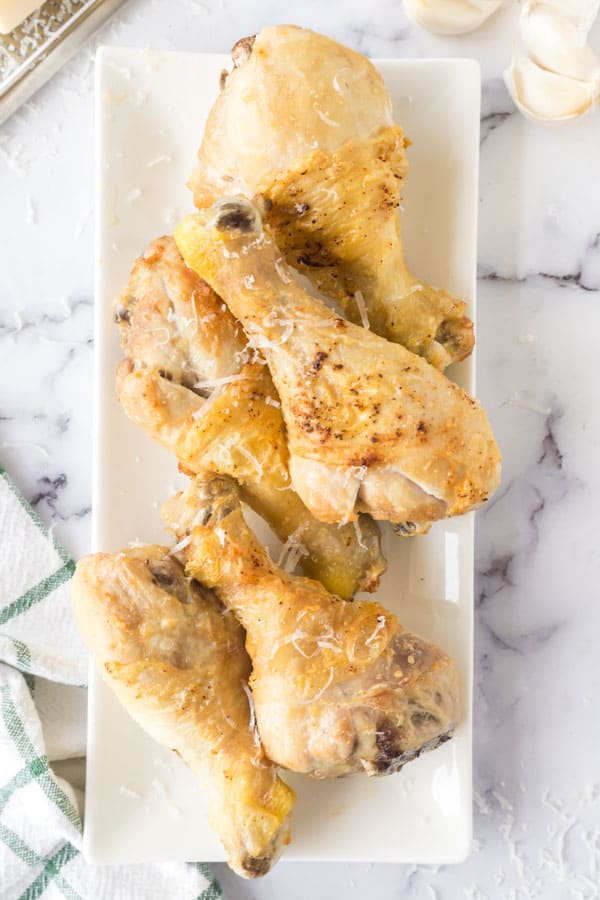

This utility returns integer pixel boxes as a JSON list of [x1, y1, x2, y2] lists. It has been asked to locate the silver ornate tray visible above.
[[0, 0, 125, 126]]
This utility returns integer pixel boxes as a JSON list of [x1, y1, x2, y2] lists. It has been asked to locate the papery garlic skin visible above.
[[404, 0, 502, 35], [522, 1, 600, 80], [505, 0, 600, 124]]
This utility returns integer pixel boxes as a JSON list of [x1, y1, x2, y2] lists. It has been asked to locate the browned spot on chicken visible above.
[[175, 195, 499, 527], [72, 545, 294, 876], [312, 351, 328, 371], [231, 34, 256, 68], [241, 854, 272, 877]]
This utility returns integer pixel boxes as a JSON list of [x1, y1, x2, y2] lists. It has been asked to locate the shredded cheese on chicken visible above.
[[194, 373, 246, 390], [278, 526, 310, 573], [365, 615, 387, 646], [242, 683, 262, 748], [238, 445, 264, 478], [303, 667, 335, 704], [170, 535, 191, 555], [354, 290, 370, 330]]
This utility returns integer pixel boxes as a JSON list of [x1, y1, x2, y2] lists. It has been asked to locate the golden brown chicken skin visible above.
[[258, 126, 474, 369], [190, 25, 473, 369], [115, 236, 386, 598], [72, 546, 295, 877], [163, 477, 460, 779], [175, 199, 501, 528], [189, 25, 395, 207]]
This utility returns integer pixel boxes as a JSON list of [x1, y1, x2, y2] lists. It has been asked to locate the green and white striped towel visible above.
[[0, 467, 223, 900]]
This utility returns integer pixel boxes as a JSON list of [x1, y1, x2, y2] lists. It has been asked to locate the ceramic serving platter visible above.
[[88, 46, 480, 865]]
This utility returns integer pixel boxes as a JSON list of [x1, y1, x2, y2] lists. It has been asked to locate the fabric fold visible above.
[[0, 467, 223, 900]]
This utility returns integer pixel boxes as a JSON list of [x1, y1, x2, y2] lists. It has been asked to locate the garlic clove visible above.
[[521, 0, 600, 81], [505, 0, 600, 125], [538, 0, 599, 37], [403, 0, 502, 35], [504, 49, 599, 124]]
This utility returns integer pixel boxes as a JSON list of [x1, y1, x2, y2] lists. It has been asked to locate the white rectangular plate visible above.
[[89, 47, 480, 866]]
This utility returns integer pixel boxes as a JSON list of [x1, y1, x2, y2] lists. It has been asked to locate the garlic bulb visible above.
[[505, 0, 600, 124], [403, 0, 502, 35]]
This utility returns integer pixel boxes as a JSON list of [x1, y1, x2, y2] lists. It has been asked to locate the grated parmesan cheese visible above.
[[353, 518, 368, 551], [246, 316, 294, 351], [147, 154, 172, 168], [237, 445, 264, 478], [151, 778, 180, 818], [354, 290, 370, 330], [314, 106, 340, 127], [166, 308, 196, 332], [278, 526, 309, 573], [170, 535, 191, 556], [242, 683, 261, 748], [275, 257, 292, 284], [126, 187, 143, 204], [148, 327, 171, 347], [119, 785, 141, 800], [504, 393, 551, 416], [303, 668, 334, 704], [191, 389, 221, 420], [194, 373, 246, 391], [365, 615, 386, 646]]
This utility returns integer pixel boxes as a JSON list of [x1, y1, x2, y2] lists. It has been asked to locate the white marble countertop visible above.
[[2, 2, 600, 897]]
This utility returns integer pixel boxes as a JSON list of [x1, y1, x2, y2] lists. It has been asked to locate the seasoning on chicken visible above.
[[163, 477, 460, 778], [115, 236, 386, 598], [190, 24, 473, 369], [72, 547, 295, 877], [175, 198, 501, 528]]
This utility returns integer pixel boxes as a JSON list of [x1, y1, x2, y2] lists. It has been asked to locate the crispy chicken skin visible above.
[[114, 235, 242, 386], [258, 127, 474, 370], [115, 236, 386, 598], [163, 478, 460, 778], [71, 547, 295, 877], [189, 25, 394, 206], [175, 199, 501, 527], [189, 24, 473, 370]]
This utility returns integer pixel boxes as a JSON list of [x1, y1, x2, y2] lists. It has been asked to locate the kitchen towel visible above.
[[0, 465, 223, 900]]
